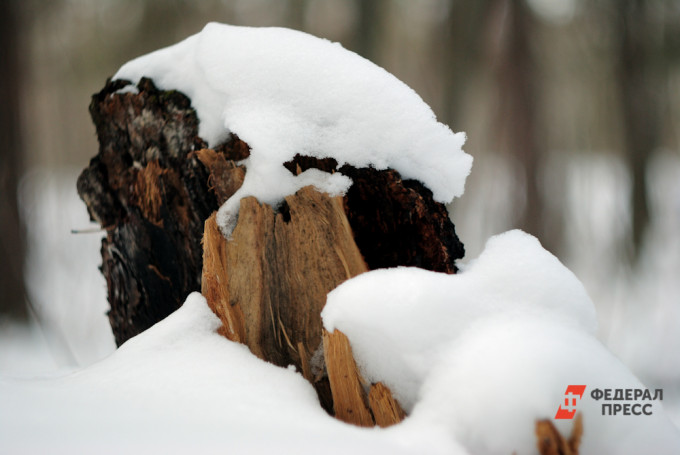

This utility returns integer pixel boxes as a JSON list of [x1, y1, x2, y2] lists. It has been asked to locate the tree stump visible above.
[[79, 76, 465, 425]]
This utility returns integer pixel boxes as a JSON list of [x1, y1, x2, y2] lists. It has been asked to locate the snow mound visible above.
[[322, 230, 597, 410], [322, 230, 680, 454], [3, 237, 678, 453], [0, 293, 466, 454], [113, 23, 471, 234]]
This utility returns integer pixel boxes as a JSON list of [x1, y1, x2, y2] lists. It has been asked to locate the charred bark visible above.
[[78, 78, 227, 345]]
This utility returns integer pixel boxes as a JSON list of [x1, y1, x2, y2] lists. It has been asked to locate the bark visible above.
[[78, 78, 228, 345]]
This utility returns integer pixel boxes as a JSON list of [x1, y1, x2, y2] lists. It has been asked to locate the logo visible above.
[[555, 385, 586, 419]]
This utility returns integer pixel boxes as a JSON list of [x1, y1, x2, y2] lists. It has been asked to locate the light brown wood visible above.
[[202, 186, 375, 410], [322, 329, 374, 427], [194, 148, 245, 205], [201, 213, 245, 343], [535, 413, 582, 455], [568, 412, 583, 454], [202, 185, 408, 426], [368, 382, 406, 427]]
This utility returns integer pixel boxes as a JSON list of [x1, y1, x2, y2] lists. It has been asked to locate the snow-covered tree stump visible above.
[[79, 75, 585, 442], [79, 77, 465, 425]]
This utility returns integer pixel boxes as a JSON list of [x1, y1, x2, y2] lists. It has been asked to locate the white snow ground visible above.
[[3, 162, 679, 453], [1, 293, 467, 455], [2, 222, 678, 454], [3, 179, 469, 454]]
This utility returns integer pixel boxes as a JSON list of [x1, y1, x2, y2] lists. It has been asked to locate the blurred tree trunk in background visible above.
[[0, 0, 28, 321], [487, 0, 552, 250], [287, 0, 307, 31], [440, 0, 491, 129], [615, 0, 659, 260], [353, 0, 386, 62]]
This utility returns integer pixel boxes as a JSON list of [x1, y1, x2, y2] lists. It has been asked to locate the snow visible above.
[[3, 231, 678, 454], [113, 23, 471, 234], [322, 230, 680, 454], [0, 293, 467, 455]]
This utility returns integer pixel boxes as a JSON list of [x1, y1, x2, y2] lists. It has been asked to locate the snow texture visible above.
[[0, 293, 467, 455], [113, 23, 471, 234], [322, 230, 680, 455]]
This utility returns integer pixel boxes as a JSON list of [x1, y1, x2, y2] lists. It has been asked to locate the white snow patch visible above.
[[0, 293, 467, 455], [113, 23, 471, 234], [322, 230, 680, 454]]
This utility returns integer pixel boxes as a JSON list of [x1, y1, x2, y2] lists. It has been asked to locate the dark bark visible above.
[[78, 78, 222, 345], [0, 0, 28, 321], [81, 77, 465, 348], [341, 166, 464, 273]]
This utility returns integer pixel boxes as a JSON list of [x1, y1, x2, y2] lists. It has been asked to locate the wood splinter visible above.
[[535, 412, 583, 455]]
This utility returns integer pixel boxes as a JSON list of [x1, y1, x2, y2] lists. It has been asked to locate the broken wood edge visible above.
[[201, 186, 404, 427], [323, 328, 406, 428], [535, 412, 583, 455], [322, 328, 374, 426], [368, 382, 406, 428], [201, 213, 245, 343]]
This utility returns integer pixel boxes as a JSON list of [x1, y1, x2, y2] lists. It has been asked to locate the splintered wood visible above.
[[202, 185, 404, 425], [368, 381, 407, 427], [322, 329, 374, 426], [535, 413, 583, 455], [322, 328, 405, 427], [202, 187, 367, 365]]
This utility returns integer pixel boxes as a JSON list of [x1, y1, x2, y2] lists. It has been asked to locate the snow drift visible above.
[[323, 230, 680, 454]]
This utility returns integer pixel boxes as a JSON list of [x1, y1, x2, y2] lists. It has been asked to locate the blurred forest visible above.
[[1, 0, 679, 398]]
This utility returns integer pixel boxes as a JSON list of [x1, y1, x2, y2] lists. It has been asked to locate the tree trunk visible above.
[[615, 0, 659, 260], [0, 0, 28, 321], [488, 0, 550, 249]]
